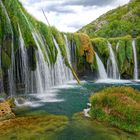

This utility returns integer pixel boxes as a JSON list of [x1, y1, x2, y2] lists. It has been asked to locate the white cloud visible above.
[[19, 0, 130, 32]]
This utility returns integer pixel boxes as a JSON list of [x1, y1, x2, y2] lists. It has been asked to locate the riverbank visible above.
[[89, 86, 140, 133]]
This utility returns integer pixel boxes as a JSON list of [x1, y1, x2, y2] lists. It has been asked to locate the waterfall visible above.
[[20, 10, 51, 92], [53, 37, 73, 85], [132, 39, 138, 80], [64, 35, 74, 81], [116, 42, 120, 52], [95, 52, 107, 79], [107, 42, 120, 79], [0, 1, 16, 96], [0, 2, 75, 95], [17, 25, 30, 93], [31, 31, 51, 93], [17, 9, 74, 93]]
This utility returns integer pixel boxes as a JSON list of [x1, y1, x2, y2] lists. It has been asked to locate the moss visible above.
[[37, 22, 57, 64], [2, 0, 35, 48], [126, 40, 133, 61], [90, 55, 98, 71], [117, 40, 126, 73], [79, 33, 94, 64], [1, 50, 11, 70], [0, 115, 68, 140], [90, 86, 140, 133], [106, 36, 133, 78], [68, 33, 95, 74], [51, 27, 66, 60], [91, 38, 109, 67], [109, 35, 132, 43], [73, 112, 140, 140], [136, 37, 140, 54], [70, 33, 94, 63]]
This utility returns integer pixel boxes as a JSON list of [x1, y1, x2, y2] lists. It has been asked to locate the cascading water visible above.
[[52, 37, 73, 85], [17, 9, 74, 93], [95, 52, 107, 79], [64, 35, 74, 81], [17, 25, 30, 93], [132, 39, 138, 80], [31, 31, 51, 93], [0, 3, 76, 95], [0, 1, 15, 96], [20, 10, 50, 93], [116, 42, 120, 52], [107, 42, 120, 79]]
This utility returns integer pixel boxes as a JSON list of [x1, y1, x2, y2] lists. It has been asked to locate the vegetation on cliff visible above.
[[79, 0, 140, 38], [0, 0, 84, 88], [66, 33, 95, 75]]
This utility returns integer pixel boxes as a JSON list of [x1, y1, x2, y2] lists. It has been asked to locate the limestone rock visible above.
[[0, 101, 15, 121]]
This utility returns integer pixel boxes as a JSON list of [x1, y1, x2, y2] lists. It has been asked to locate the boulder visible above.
[[0, 101, 15, 121]]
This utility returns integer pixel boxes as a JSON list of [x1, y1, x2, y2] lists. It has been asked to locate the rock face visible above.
[[0, 101, 15, 121]]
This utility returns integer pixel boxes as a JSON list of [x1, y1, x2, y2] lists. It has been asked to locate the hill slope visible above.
[[79, 0, 140, 38]]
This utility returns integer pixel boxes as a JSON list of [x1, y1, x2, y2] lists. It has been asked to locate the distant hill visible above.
[[79, 0, 140, 38]]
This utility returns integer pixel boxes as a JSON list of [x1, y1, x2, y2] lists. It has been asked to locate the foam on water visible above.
[[96, 79, 132, 84]]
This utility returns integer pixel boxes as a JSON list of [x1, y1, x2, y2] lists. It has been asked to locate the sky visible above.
[[19, 0, 130, 32]]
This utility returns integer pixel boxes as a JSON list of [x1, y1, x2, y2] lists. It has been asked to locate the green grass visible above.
[[89, 86, 140, 133]]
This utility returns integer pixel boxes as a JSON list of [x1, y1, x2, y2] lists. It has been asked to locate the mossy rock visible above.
[[1, 50, 11, 70], [89, 86, 140, 133], [0, 115, 68, 140], [0, 101, 15, 121], [66, 32, 94, 74], [91, 38, 109, 67], [70, 33, 94, 64]]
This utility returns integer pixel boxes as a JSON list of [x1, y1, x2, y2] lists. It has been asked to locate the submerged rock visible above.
[[0, 115, 68, 140]]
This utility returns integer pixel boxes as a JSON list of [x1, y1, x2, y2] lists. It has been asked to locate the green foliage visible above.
[[107, 36, 133, 77], [1, 50, 11, 70], [80, 0, 140, 38], [71, 33, 81, 58], [51, 27, 70, 67], [2, 0, 35, 48], [90, 56, 97, 71], [117, 40, 126, 73], [126, 40, 133, 61], [51, 27, 66, 58], [116, 39, 134, 77], [136, 37, 140, 53], [91, 38, 109, 67], [90, 86, 140, 132], [37, 22, 57, 64]]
